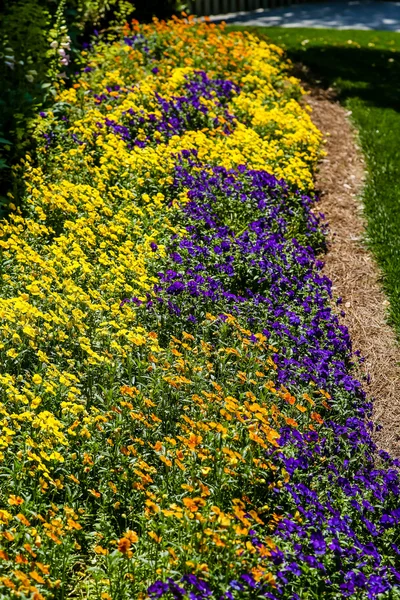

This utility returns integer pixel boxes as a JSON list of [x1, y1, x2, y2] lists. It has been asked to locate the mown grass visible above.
[[229, 25, 400, 335]]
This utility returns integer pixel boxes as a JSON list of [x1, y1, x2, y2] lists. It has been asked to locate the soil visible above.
[[306, 87, 400, 459]]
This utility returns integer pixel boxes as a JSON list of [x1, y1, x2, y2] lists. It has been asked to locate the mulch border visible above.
[[305, 87, 400, 458]]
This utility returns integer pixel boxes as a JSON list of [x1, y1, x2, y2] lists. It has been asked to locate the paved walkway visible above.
[[210, 0, 400, 31]]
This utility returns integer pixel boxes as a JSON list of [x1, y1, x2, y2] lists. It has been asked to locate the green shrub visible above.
[[0, 0, 135, 210]]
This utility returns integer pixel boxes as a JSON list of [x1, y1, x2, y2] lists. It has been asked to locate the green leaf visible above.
[[0, 137, 12, 145]]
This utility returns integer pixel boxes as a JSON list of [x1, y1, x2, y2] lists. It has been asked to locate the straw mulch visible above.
[[307, 89, 400, 459]]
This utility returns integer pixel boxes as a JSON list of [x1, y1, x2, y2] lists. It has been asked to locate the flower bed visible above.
[[0, 17, 399, 600]]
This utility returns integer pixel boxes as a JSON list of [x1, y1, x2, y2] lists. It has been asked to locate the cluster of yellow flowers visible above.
[[0, 17, 323, 599]]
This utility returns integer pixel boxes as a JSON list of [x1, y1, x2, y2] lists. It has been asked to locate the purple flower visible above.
[[310, 531, 326, 555], [368, 575, 390, 597], [240, 574, 256, 588], [148, 581, 171, 598], [166, 281, 185, 295]]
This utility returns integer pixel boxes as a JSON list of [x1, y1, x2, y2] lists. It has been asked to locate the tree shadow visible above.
[[282, 44, 400, 111]]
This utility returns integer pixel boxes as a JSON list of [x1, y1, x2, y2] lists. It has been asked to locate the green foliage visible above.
[[0, 0, 50, 204], [0, 0, 135, 208], [68, 0, 133, 29], [133, 0, 187, 21]]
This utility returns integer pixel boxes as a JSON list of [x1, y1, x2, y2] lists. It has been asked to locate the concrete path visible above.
[[210, 0, 400, 31]]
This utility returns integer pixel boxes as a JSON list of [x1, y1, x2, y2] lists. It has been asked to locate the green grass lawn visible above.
[[230, 26, 400, 335]]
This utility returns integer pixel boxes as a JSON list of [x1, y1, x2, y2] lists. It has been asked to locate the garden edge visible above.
[[306, 87, 400, 459]]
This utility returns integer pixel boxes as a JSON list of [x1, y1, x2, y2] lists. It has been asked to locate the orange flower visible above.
[[159, 455, 172, 467], [120, 385, 138, 397], [303, 393, 315, 406], [186, 433, 202, 450], [125, 530, 139, 544], [237, 371, 247, 383], [67, 519, 82, 530], [46, 532, 61, 545], [283, 392, 295, 405], [16, 513, 30, 526], [182, 497, 204, 512], [182, 331, 194, 341], [30, 571, 46, 584], [8, 495, 24, 506], [13, 570, 30, 586], [108, 481, 117, 494], [148, 531, 162, 543], [117, 537, 131, 554], [36, 563, 50, 575], [24, 543, 37, 557], [311, 411, 323, 424], [0, 577, 15, 589]]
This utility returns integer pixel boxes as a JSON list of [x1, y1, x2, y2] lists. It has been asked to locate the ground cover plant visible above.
[[0, 17, 399, 600], [230, 26, 400, 339]]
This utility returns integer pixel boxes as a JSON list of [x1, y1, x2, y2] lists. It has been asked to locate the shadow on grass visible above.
[[231, 26, 400, 111], [285, 45, 400, 111]]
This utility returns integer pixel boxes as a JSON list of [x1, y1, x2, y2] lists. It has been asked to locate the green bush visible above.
[[0, 0, 135, 210]]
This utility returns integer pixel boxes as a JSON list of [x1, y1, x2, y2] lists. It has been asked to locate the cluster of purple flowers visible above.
[[43, 72, 239, 151], [136, 152, 400, 598], [148, 575, 212, 600], [105, 71, 239, 147], [148, 573, 273, 600], [124, 33, 150, 54]]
